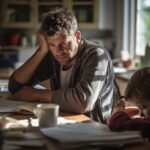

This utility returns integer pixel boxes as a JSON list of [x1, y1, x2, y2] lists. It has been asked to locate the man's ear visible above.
[[75, 31, 81, 44]]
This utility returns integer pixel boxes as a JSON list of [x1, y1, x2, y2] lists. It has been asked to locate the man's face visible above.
[[46, 31, 81, 66]]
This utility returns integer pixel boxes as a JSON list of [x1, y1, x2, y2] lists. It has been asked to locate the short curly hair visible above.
[[40, 7, 78, 36]]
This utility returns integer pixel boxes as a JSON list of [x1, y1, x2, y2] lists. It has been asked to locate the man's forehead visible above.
[[56, 31, 68, 38], [47, 31, 73, 40], [53, 30, 75, 36], [46, 33, 74, 45]]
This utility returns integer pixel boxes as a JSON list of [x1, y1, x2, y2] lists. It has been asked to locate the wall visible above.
[[114, 0, 124, 58], [80, 29, 114, 58], [98, 0, 124, 58], [98, 0, 116, 30]]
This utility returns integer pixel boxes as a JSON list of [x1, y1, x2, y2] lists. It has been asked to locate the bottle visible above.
[[21, 36, 28, 47], [140, 43, 150, 67], [31, 34, 37, 47], [121, 50, 132, 68]]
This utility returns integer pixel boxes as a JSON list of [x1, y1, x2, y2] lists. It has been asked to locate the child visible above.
[[108, 67, 150, 139]]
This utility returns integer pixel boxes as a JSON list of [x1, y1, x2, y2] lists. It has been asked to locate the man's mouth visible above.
[[56, 55, 68, 63]]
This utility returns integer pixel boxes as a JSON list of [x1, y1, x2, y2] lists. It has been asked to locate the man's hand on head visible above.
[[38, 32, 49, 54]]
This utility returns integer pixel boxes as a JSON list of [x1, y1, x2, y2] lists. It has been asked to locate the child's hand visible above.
[[107, 101, 125, 124], [125, 106, 141, 118]]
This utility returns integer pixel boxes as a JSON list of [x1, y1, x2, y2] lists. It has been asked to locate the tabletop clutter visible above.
[[0, 80, 148, 150]]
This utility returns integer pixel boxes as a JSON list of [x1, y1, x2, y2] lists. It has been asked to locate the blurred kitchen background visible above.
[[0, 0, 150, 80]]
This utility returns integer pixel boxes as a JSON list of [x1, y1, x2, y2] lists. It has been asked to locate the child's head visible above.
[[125, 67, 150, 117]]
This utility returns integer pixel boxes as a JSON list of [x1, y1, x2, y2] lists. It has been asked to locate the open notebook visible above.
[[0, 84, 46, 114], [0, 92, 40, 114]]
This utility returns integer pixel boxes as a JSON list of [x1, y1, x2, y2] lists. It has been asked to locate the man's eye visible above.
[[62, 43, 68, 46]]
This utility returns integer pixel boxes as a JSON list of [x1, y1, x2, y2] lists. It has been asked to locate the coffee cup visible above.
[[33, 103, 59, 128]]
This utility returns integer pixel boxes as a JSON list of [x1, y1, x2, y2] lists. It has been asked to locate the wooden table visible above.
[[1, 85, 149, 150], [8, 111, 91, 122], [3, 111, 150, 150], [2, 111, 91, 150]]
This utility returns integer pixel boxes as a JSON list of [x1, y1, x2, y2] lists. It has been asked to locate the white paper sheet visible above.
[[0, 84, 45, 113], [19, 117, 77, 127], [0, 83, 45, 113], [41, 123, 141, 144]]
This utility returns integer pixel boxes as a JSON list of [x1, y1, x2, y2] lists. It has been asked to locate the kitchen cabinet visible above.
[[0, 0, 99, 78], [0, 0, 99, 29], [1, 0, 35, 28], [71, 0, 99, 29]]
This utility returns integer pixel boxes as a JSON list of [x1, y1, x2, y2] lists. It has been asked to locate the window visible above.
[[136, 0, 150, 56]]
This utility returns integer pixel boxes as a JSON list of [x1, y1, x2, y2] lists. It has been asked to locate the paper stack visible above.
[[41, 122, 144, 150]]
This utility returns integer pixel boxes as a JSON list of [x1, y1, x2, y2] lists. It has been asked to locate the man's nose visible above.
[[57, 45, 64, 54]]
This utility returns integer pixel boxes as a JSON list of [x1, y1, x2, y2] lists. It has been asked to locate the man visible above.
[[8, 8, 114, 123]]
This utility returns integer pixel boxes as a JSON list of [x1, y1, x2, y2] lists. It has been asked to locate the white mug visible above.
[[33, 103, 59, 128]]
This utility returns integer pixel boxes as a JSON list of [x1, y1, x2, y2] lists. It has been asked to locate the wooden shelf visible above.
[[0, 0, 99, 29]]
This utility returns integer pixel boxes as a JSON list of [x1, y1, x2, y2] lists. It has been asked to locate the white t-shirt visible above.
[[60, 66, 73, 89]]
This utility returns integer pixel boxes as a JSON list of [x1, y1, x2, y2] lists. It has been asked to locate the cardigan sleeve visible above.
[[108, 111, 150, 139], [8, 52, 52, 94], [8, 74, 25, 94]]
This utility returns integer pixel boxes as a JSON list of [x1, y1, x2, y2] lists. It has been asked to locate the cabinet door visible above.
[[37, 0, 99, 29], [1, 0, 35, 28], [0, 0, 99, 29], [72, 0, 99, 29], [37, 0, 64, 22]]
